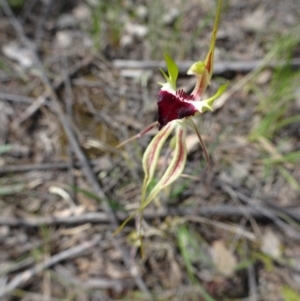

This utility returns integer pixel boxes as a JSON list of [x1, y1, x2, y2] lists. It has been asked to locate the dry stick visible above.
[[12, 95, 46, 126], [0, 158, 120, 174], [1, 1, 151, 297], [1, 205, 300, 227], [9, 54, 95, 126], [226, 185, 300, 240], [64, 57, 77, 203], [0, 161, 83, 173], [114, 56, 300, 113], [55, 263, 133, 292], [19, 0, 38, 25], [52, 55, 95, 91], [113, 58, 300, 74], [0, 257, 35, 278], [0, 91, 36, 104], [0, 236, 101, 299], [244, 241, 258, 301], [34, 0, 55, 44]]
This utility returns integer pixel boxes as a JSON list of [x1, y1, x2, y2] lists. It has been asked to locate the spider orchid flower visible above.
[[114, 0, 226, 235]]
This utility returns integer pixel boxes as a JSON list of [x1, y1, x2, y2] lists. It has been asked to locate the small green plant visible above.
[[70, 185, 125, 211], [147, 0, 216, 59], [250, 29, 300, 193], [251, 27, 300, 139], [282, 285, 300, 301], [88, 1, 123, 51], [177, 225, 216, 301], [7, 0, 24, 8]]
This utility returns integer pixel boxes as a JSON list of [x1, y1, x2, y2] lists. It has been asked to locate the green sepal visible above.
[[158, 53, 179, 90]]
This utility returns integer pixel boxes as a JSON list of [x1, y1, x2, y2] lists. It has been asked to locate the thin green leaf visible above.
[[177, 225, 217, 301], [274, 115, 300, 130], [263, 151, 300, 164], [278, 166, 300, 193], [70, 185, 125, 211], [177, 225, 197, 283]]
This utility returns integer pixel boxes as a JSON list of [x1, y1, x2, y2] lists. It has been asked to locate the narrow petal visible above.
[[156, 122, 187, 189], [116, 122, 159, 148], [114, 122, 187, 235], [142, 120, 176, 199], [158, 90, 197, 128], [139, 122, 187, 212], [193, 83, 228, 113]]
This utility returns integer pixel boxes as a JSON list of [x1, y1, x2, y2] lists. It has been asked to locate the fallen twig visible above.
[[245, 241, 258, 301], [0, 236, 101, 299], [0, 161, 83, 173], [221, 183, 300, 240], [0, 92, 37, 105], [113, 58, 300, 74], [1, 205, 300, 227]]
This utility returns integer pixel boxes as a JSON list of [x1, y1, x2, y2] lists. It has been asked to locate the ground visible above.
[[0, 0, 300, 300]]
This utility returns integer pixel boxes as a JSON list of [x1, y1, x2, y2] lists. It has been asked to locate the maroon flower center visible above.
[[157, 90, 197, 129]]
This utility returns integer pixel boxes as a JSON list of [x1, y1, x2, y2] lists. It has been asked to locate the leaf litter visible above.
[[0, 0, 300, 300]]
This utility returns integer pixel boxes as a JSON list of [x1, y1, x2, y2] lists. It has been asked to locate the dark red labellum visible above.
[[157, 90, 197, 129]]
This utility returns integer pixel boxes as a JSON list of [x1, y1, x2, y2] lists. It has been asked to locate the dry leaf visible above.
[[256, 69, 272, 85], [242, 7, 269, 32], [211, 240, 237, 277], [185, 134, 200, 153], [168, 259, 182, 289], [261, 228, 282, 259], [2, 42, 34, 68]]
